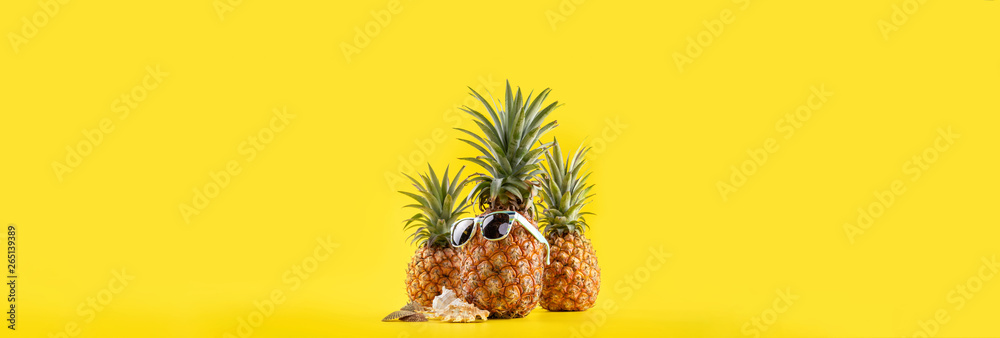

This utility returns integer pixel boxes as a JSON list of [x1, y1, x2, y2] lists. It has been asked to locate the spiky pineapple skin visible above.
[[540, 231, 600, 311], [458, 213, 546, 319], [405, 246, 462, 307]]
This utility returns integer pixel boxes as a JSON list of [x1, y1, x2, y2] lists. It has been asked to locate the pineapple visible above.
[[538, 139, 601, 311], [401, 165, 470, 307], [455, 81, 560, 318]]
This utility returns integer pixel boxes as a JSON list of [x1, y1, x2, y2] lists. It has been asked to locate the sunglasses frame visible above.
[[450, 211, 550, 264]]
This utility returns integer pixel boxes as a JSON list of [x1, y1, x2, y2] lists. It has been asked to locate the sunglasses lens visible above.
[[451, 219, 475, 246], [482, 213, 512, 240]]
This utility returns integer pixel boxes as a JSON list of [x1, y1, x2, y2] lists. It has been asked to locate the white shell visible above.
[[429, 288, 489, 322]]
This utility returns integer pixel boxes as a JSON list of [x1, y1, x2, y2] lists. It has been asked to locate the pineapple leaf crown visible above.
[[400, 164, 470, 247], [538, 138, 595, 235], [456, 81, 560, 214]]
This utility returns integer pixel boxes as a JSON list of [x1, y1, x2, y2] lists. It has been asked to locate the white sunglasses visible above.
[[450, 211, 550, 264]]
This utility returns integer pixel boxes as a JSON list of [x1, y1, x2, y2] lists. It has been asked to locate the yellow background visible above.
[[1, 0, 998, 337]]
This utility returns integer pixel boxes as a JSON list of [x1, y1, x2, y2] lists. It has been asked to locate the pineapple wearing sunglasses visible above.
[[537, 139, 600, 311], [452, 81, 558, 318], [401, 165, 471, 307]]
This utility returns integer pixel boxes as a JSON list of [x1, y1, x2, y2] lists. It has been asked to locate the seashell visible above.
[[429, 288, 489, 323], [398, 312, 428, 322], [432, 288, 459, 313], [384, 289, 487, 323], [382, 310, 417, 321], [439, 302, 489, 323], [400, 301, 425, 312]]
